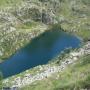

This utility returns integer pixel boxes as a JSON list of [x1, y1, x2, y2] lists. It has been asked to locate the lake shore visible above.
[[2, 41, 90, 89]]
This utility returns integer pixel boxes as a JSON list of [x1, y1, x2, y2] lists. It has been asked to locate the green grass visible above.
[[0, 0, 22, 8], [76, 29, 90, 41], [15, 21, 40, 30]]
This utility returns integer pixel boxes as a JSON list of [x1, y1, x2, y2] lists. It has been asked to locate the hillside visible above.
[[0, 0, 90, 61], [0, 0, 90, 90]]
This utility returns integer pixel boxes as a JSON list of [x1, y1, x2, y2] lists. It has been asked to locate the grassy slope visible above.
[[21, 55, 90, 90], [0, 0, 22, 7], [0, 0, 46, 60], [59, 0, 90, 40]]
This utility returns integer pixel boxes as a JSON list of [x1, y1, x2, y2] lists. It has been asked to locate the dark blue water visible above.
[[0, 30, 81, 78]]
